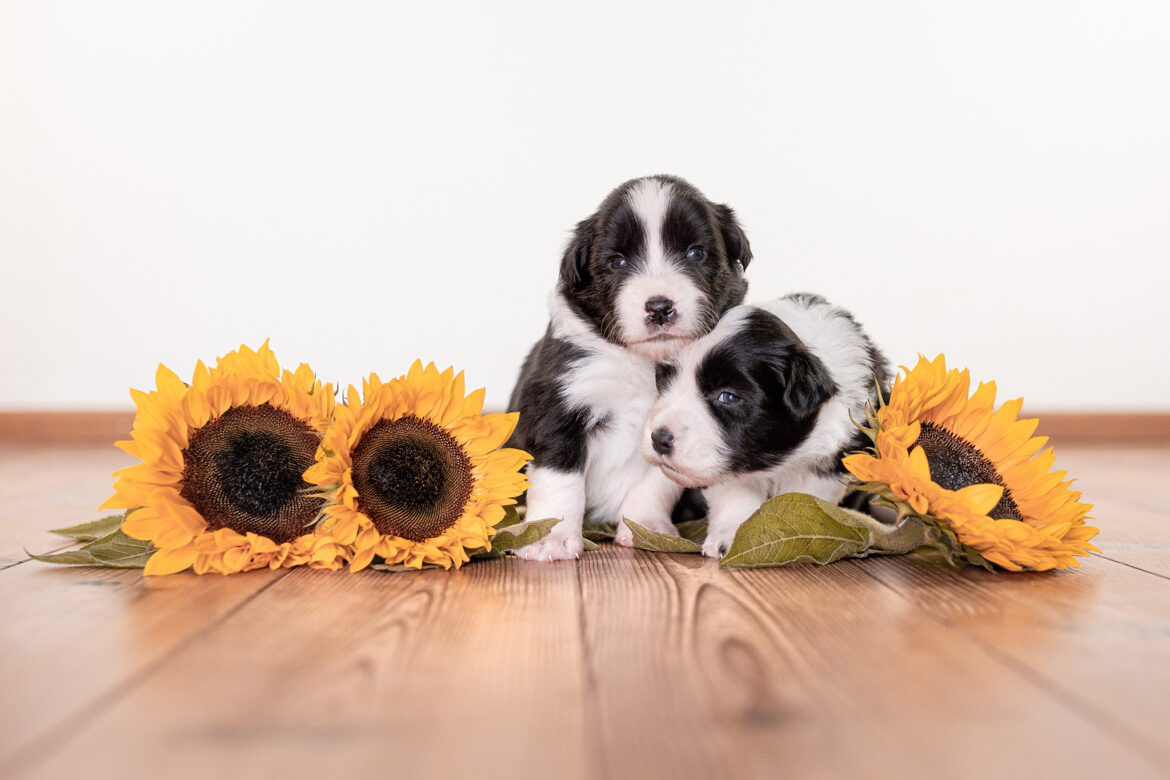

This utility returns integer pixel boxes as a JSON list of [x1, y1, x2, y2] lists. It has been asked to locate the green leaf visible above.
[[582, 538, 599, 551], [489, 517, 561, 553], [495, 505, 523, 531], [623, 518, 702, 554], [674, 518, 708, 544], [466, 517, 562, 558], [32, 530, 155, 569], [720, 493, 925, 569], [583, 519, 617, 542], [49, 512, 127, 541]]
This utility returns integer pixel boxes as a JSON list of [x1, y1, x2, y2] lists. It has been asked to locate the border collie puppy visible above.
[[643, 293, 890, 559], [507, 175, 754, 561]]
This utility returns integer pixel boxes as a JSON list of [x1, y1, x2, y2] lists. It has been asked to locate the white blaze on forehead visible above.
[[626, 178, 673, 269], [617, 179, 707, 358]]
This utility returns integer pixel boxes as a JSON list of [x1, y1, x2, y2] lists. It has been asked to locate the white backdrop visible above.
[[2, 0, 1168, 412]]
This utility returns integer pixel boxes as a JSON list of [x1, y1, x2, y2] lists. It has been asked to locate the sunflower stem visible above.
[[865, 515, 931, 556]]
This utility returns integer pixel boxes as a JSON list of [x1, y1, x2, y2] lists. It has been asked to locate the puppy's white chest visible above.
[[562, 348, 657, 522]]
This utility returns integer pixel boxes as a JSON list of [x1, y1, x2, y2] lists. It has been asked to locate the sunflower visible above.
[[305, 361, 530, 571], [102, 342, 347, 575], [842, 354, 1099, 571]]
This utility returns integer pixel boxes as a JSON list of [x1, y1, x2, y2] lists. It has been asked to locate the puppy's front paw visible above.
[[701, 527, 736, 560], [613, 521, 634, 547], [614, 515, 680, 547], [511, 529, 585, 562]]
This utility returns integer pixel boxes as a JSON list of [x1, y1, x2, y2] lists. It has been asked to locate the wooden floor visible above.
[[1, 443, 1168, 780]]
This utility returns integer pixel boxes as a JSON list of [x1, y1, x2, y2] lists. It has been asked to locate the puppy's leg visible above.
[[701, 477, 770, 560], [614, 466, 685, 547], [512, 466, 586, 561], [805, 473, 849, 506]]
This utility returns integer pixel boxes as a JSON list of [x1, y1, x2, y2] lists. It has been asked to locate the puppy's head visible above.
[[558, 175, 752, 361], [642, 307, 837, 487]]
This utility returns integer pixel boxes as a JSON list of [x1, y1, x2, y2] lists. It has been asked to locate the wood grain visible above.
[[577, 547, 852, 778], [0, 565, 289, 771], [582, 545, 1160, 777], [859, 555, 1170, 764], [2, 443, 1168, 779], [19, 561, 589, 780], [722, 561, 1163, 775]]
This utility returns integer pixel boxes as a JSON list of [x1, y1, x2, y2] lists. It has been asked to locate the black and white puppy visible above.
[[643, 293, 890, 559], [507, 175, 753, 560]]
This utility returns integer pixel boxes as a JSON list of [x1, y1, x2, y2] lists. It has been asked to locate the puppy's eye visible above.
[[717, 391, 742, 405], [609, 256, 628, 270], [686, 247, 706, 262]]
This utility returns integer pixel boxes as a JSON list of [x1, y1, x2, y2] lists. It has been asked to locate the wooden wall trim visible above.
[[0, 411, 1168, 446], [1030, 413, 1170, 444], [0, 412, 135, 445]]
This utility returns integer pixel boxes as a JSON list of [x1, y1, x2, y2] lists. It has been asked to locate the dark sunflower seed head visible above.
[[181, 403, 323, 543], [915, 421, 1022, 521], [350, 415, 473, 542]]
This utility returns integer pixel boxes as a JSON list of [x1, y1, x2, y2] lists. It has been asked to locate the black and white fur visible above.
[[643, 293, 890, 559], [507, 175, 753, 560]]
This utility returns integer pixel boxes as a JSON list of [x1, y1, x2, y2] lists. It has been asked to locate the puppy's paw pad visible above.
[[701, 533, 734, 560], [511, 533, 585, 562]]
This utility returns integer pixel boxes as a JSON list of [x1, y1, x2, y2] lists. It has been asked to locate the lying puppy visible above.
[[643, 293, 890, 559], [507, 175, 754, 560]]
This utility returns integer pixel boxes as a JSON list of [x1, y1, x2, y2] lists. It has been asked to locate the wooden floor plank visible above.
[[578, 547, 863, 779], [1067, 491, 1169, 578], [0, 444, 129, 502], [3, 442, 1168, 779], [578, 548, 1160, 779], [20, 560, 589, 780], [0, 564, 289, 772], [725, 559, 1162, 777], [1089, 503, 1170, 578], [860, 554, 1170, 765], [0, 445, 130, 566], [1052, 446, 1170, 577]]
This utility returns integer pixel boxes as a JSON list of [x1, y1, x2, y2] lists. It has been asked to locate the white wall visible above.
[[2, 0, 1168, 412]]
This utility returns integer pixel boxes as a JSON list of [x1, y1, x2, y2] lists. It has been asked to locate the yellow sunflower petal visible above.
[[848, 354, 1097, 572], [106, 343, 337, 575], [144, 545, 198, 576], [308, 362, 529, 571]]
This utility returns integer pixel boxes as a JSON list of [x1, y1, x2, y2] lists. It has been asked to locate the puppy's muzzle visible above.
[[650, 427, 674, 455], [644, 297, 677, 326]]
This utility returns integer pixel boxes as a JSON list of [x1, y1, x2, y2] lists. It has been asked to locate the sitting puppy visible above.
[[643, 293, 890, 559], [507, 175, 754, 560]]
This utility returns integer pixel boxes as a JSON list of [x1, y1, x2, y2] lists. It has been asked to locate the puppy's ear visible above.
[[559, 217, 595, 291], [715, 203, 753, 270], [782, 349, 836, 420]]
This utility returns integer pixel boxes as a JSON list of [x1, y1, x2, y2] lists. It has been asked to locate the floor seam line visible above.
[[1097, 554, 1170, 581]]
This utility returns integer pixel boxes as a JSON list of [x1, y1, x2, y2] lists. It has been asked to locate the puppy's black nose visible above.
[[651, 427, 674, 455], [644, 297, 677, 325]]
